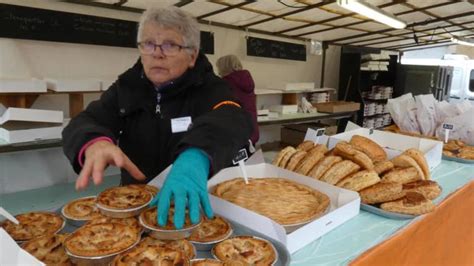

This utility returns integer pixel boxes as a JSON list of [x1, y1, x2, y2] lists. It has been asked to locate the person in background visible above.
[[216, 55, 259, 146], [62, 7, 252, 229]]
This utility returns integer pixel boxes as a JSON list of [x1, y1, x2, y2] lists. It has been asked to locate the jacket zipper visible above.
[[155, 91, 162, 118]]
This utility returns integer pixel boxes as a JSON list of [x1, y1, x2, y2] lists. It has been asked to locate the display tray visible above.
[[360, 203, 416, 220], [442, 155, 474, 164], [56, 208, 290, 266]]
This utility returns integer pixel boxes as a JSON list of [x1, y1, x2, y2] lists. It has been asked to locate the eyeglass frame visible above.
[[137, 41, 193, 56]]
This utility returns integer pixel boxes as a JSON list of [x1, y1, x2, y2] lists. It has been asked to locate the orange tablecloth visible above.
[[351, 181, 474, 266]]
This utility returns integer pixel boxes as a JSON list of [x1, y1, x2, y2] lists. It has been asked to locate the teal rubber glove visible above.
[[149, 147, 213, 229]]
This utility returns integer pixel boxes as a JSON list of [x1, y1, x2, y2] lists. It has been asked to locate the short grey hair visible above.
[[137, 6, 200, 54], [216, 55, 243, 77]]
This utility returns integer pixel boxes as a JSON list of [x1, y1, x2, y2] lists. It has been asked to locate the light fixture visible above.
[[451, 37, 474, 47], [337, 0, 407, 29]]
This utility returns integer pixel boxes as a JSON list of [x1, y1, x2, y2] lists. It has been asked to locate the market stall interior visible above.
[[1, 0, 473, 265]]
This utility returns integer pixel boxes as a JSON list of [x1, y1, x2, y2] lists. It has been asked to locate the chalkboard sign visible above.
[[0, 4, 214, 53], [247, 37, 306, 61]]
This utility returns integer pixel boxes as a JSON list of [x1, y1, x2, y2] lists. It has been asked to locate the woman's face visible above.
[[140, 22, 197, 87]]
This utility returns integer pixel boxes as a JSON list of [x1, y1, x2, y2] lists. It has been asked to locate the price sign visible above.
[[315, 128, 326, 143], [442, 124, 454, 130], [442, 123, 454, 143], [232, 148, 248, 165]]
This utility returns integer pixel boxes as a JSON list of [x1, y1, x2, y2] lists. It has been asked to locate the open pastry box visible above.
[[328, 122, 443, 170]]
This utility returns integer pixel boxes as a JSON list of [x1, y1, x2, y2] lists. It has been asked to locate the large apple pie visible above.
[[64, 223, 140, 257], [22, 233, 72, 266], [97, 185, 152, 210], [213, 178, 330, 225], [1, 212, 64, 241], [188, 215, 232, 243], [213, 236, 276, 265], [111, 236, 195, 265], [62, 196, 100, 221]]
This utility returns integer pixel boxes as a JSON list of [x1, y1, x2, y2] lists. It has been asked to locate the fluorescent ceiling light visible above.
[[337, 0, 407, 29], [451, 37, 474, 47]]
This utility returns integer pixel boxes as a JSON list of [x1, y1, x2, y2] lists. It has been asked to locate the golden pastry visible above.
[[62, 196, 100, 221], [308, 155, 343, 180], [296, 140, 314, 151], [85, 215, 142, 233], [191, 259, 225, 265], [310, 144, 329, 154], [1, 212, 64, 242], [458, 147, 474, 160], [128, 184, 159, 196], [360, 181, 405, 204], [213, 178, 330, 226], [391, 155, 425, 180], [403, 180, 441, 200], [382, 167, 422, 184], [336, 170, 380, 192], [272, 146, 296, 167], [319, 160, 361, 185], [349, 135, 387, 163], [22, 234, 71, 266], [402, 148, 431, 179], [443, 139, 464, 151], [188, 215, 232, 243], [380, 192, 435, 215], [140, 207, 195, 230], [333, 141, 374, 170], [374, 160, 394, 175], [285, 150, 307, 171], [213, 236, 276, 265], [97, 185, 152, 210], [294, 149, 325, 176]]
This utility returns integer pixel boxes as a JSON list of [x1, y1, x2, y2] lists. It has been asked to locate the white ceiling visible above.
[[68, 0, 474, 51]]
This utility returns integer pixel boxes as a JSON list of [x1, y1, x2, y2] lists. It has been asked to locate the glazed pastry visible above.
[[380, 192, 435, 215], [22, 234, 71, 266], [349, 135, 387, 163], [402, 148, 431, 179], [310, 144, 329, 154], [62, 196, 100, 221], [308, 155, 343, 180], [333, 141, 374, 170], [296, 140, 315, 151], [191, 259, 224, 265], [85, 215, 142, 233], [272, 146, 296, 168], [443, 139, 464, 151], [213, 236, 276, 265], [1, 212, 64, 242], [319, 160, 361, 185], [336, 170, 380, 192], [64, 223, 139, 257], [140, 207, 195, 230], [403, 180, 441, 200], [294, 149, 325, 176], [285, 150, 307, 171], [213, 178, 330, 225], [360, 181, 405, 204], [128, 184, 159, 196], [391, 155, 425, 180], [382, 167, 422, 184], [374, 160, 394, 175], [188, 215, 232, 243], [97, 185, 152, 210]]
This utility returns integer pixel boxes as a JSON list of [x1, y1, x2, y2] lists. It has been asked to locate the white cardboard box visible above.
[[0, 229, 44, 265], [328, 123, 443, 170], [0, 125, 62, 143], [0, 78, 47, 93], [0, 107, 63, 125], [269, 105, 298, 114], [45, 78, 101, 92]]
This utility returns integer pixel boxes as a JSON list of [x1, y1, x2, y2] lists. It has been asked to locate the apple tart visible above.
[[128, 184, 159, 197], [85, 215, 142, 233], [140, 207, 195, 230], [62, 196, 100, 222], [213, 178, 330, 226], [188, 216, 232, 243], [1, 212, 64, 242], [213, 236, 277, 265], [97, 185, 152, 210], [22, 233, 71, 266], [64, 223, 140, 257]]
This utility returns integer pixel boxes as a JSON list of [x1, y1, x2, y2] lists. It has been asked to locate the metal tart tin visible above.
[[65, 237, 140, 266], [96, 192, 152, 218], [61, 196, 98, 227], [139, 214, 202, 240], [190, 258, 225, 265], [189, 228, 233, 251], [211, 235, 278, 266]]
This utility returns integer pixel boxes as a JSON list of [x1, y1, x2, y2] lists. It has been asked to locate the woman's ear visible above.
[[188, 49, 198, 68]]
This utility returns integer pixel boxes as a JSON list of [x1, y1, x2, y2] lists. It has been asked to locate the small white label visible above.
[[442, 123, 454, 130], [171, 116, 192, 133], [232, 148, 249, 165]]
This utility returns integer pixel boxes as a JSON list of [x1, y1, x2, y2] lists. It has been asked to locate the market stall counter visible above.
[[1, 160, 473, 265]]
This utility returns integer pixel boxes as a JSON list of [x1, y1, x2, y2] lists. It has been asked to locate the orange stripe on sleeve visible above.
[[212, 100, 241, 110]]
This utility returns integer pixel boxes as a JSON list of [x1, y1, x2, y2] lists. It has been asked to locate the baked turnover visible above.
[[64, 223, 139, 257], [213, 236, 276, 265], [62, 196, 100, 221], [85, 215, 142, 233], [1, 212, 64, 241], [140, 207, 194, 230], [22, 233, 71, 265], [111, 236, 194, 265], [97, 185, 152, 210], [213, 178, 330, 226], [188, 215, 232, 243]]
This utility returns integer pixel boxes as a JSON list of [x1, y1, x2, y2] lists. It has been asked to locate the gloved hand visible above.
[[149, 147, 213, 229]]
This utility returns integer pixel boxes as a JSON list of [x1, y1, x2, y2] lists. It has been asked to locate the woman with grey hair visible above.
[[217, 55, 259, 145], [63, 6, 252, 229]]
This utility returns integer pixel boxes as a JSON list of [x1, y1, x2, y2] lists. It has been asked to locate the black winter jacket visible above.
[[62, 53, 253, 184]]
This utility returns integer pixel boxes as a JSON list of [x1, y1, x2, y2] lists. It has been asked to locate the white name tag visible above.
[[171, 116, 192, 133]]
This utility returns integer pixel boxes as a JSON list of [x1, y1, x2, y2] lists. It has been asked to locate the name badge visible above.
[[171, 116, 192, 133]]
